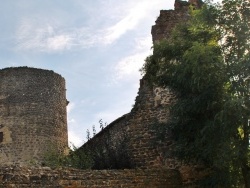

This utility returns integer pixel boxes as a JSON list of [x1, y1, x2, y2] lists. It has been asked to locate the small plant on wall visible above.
[[79, 120, 134, 170], [89, 129, 134, 170], [43, 142, 93, 169]]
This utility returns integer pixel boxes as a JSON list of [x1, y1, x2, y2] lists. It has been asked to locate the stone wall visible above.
[[0, 166, 182, 188], [81, 77, 207, 186], [151, 0, 202, 43], [80, 0, 190, 169], [125, 80, 176, 168], [80, 79, 176, 169], [0, 67, 68, 165], [80, 1, 207, 186], [151, 9, 189, 43]]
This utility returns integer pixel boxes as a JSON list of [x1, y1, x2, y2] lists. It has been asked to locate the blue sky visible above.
[[0, 0, 221, 147]]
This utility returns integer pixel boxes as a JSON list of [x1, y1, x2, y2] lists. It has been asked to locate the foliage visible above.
[[43, 143, 93, 169], [82, 126, 134, 170], [44, 120, 133, 170], [44, 119, 133, 170], [67, 145, 94, 169], [92, 125, 96, 136], [99, 119, 107, 130], [143, 0, 250, 187], [86, 129, 91, 141]]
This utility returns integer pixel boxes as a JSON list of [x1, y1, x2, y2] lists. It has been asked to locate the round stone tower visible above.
[[0, 67, 68, 165]]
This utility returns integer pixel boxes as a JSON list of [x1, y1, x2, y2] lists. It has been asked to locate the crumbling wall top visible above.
[[174, 0, 203, 10], [0, 66, 64, 80]]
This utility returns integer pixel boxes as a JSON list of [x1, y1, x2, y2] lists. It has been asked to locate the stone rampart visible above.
[[151, 9, 189, 43], [152, 0, 202, 43], [81, 79, 176, 169], [0, 1, 209, 187], [0, 166, 182, 188], [80, 1, 207, 186], [80, 0, 193, 170]]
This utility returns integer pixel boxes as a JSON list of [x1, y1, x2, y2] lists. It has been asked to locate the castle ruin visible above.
[[80, 0, 206, 185], [0, 67, 68, 165], [0, 0, 206, 187]]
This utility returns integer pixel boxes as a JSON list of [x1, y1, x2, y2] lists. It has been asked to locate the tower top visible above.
[[174, 0, 203, 10]]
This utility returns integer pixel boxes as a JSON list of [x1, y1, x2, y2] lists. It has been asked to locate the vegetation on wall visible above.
[[82, 120, 134, 170], [43, 144, 93, 169], [44, 120, 133, 170], [83, 129, 134, 170], [142, 0, 250, 187]]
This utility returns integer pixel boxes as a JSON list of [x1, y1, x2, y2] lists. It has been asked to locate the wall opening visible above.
[[0, 132, 3, 143]]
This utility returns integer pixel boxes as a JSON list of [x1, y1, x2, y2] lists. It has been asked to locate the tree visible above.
[[218, 0, 250, 186], [142, 0, 250, 187]]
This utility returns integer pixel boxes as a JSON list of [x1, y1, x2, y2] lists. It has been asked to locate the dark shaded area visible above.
[[76, 128, 134, 170]]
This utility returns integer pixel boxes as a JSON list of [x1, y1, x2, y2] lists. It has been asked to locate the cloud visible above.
[[14, 0, 166, 53], [102, 1, 159, 44], [68, 130, 83, 148], [68, 118, 76, 124], [114, 53, 146, 80], [67, 102, 75, 114], [111, 36, 152, 83], [14, 20, 106, 52], [15, 18, 73, 52], [134, 36, 153, 51], [103, 10, 142, 44], [47, 35, 72, 51]]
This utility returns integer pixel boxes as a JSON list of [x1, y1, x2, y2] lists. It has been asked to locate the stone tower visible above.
[[0, 67, 68, 165]]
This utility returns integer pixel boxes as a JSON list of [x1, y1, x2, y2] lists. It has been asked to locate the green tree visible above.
[[218, 0, 250, 186], [143, 0, 250, 187]]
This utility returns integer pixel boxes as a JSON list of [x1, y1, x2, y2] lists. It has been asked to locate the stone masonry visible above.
[[0, 67, 183, 187], [0, 67, 68, 165], [0, 166, 182, 188], [81, 0, 206, 186], [0, 1, 207, 187]]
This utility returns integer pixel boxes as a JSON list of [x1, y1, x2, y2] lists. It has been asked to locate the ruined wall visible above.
[[124, 79, 176, 168], [81, 79, 176, 168], [80, 0, 206, 186], [82, 0, 193, 168], [0, 166, 182, 188], [0, 67, 68, 165], [152, 0, 202, 43], [151, 8, 189, 43]]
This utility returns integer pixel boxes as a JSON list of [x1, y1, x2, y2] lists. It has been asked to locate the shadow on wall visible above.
[[79, 127, 134, 170]]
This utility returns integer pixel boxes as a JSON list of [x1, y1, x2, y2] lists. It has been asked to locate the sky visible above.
[[0, 0, 221, 147]]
